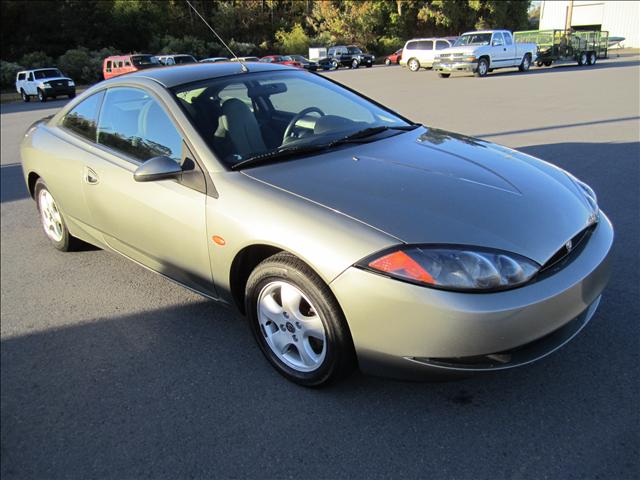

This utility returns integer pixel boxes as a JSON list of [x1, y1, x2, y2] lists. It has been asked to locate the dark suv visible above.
[[326, 45, 374, 69]]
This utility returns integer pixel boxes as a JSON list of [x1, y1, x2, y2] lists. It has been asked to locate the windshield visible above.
[[132, 55, 159, 66], [289, 55, 308, 62], [173, 70, 411, 167], [174, 55, 196, 64], [34, 69, 63, 79], [454, 33, 492, 46], [347, 47, 363, 54]]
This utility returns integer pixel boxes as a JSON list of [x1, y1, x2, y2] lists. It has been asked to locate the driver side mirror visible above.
[[134, 156, 182, 182]]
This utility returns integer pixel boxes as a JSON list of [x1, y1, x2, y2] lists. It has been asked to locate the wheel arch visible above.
[[229, 244, 283, 313], [27, 171, 41, 199]]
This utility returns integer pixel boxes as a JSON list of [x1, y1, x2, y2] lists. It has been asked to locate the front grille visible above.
[[541, 224, 595, 272], [438, 53, 465, 60]]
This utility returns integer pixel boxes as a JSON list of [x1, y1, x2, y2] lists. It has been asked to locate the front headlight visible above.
[[358, 246, 540, 292], [68, 80, 75, 86], [39, 82, 51, 89]]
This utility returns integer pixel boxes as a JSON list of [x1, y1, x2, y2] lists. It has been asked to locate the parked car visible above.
[[315, 57, 335, 70], [103, 54, 160, 80], [230, 56, 260, 63], [326, 45, 374, 69], [432, 30, 537, 77], [200, 57, 229, 63], [15, 68, 75, 102], [156, 54, 197, 66], [384, 49, 403, 65], [260, 55, 303, 68], [286, 55, 319, 71], [21, 63, 612, 386], [400, 38, 453, 71]]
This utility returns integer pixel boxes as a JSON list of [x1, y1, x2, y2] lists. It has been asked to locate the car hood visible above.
[[39, 76, 72, 83], [244, 128, 597, 265], [437, 46, 485, 56]]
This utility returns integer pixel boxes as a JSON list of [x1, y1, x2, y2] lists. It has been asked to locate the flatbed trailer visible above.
[[514, 29, 608, 67]]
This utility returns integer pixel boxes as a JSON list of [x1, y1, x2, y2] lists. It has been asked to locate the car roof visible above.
[[123, 61, 293, 88]]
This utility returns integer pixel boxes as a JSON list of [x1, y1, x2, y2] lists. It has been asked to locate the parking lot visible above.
[[1, 54, 639, 479]]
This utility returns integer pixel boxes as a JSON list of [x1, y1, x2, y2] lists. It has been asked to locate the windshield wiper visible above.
[[231, 123, 421, 171], [230, 143, 333, 170]]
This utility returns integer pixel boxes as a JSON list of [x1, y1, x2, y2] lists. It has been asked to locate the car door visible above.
[[417, 40, 434, 65], [16, 72, 26, 92], [82, 86, 215, 296], [501, 32, 517, 65], [491, 32, 509, 66], [26, 72, 36, 95]]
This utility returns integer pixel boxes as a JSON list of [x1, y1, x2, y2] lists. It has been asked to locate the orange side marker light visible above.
[[212, 235, 226, 246]]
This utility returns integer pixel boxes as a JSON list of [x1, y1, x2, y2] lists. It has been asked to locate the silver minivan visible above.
[[400, 38, 452, 71]]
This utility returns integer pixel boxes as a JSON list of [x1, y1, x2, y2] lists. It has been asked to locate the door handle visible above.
[[85, 167, 99, 185], [504, 48, 507, 51]]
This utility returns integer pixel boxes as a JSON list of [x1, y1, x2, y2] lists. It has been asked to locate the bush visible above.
[[57, 47, 93, 82], [373, 36, 404, 57], [150, 35, 221, 59], [19, 51, 54, 69], [0, 61, 24, 90], [275, 23, 309, 55], [227, 40, 256, 57]]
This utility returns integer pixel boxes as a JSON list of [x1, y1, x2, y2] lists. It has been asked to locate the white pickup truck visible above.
[[433, 30, 537, 78]]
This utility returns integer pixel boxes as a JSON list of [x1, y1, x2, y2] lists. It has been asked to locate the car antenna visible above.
[[185, 0, 249, 72]]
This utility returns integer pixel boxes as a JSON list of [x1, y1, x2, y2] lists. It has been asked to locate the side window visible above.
[[503, 32, 513, 45], [28, 72, 34, 81], [17, 73, 26, 81], [419, 40, 434, 50], [436, 40, 449, 50], [97, 87, 183, 163], [124, 60, 131, 67], [106, 61, 112, 72], [117, 61, 123, 68], [328, 48, 334, 56], [405, 42, 416, 50], [492, 33, 504, 46], [62, 90, 105, 141]]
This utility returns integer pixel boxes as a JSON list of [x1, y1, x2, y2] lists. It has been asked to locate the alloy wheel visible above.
[[38, 189, 64, 242], [257, 281, 327, 372]]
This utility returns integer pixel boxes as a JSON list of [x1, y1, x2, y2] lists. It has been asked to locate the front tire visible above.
[[37, 89, 47, 102], [68, 92, 76, 99], [21, 89, 30, 102], [331, 60, 338, 70], [475, 58, 489, 77], [588, 52, 597, 65], [438, 73, 451, 78], [34, 179, 78, 251], [385, 58, 391, 66], [245, 252, 356, 387], [351, 59, 359, 69], [408, 58, 420, 72]]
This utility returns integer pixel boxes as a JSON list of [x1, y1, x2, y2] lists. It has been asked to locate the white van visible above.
[[400, 38, 453, 71]]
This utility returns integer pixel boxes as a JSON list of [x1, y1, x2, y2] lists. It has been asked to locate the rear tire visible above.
[[408, 58, 420, 72], [544, 60, 553, 67], [37, 89, 46, 102], [578, 52, 588, 66], [21, 89, 30, 102], [68, 93, 76, 99], [245, 252, 356, 387], [475, 58, 489, 77], [518, 54, 531, 72], [331, 60, 338, 70], [588, 52, 597, 65], [438, 73, 451, 78], [385, 58, 391, 66]]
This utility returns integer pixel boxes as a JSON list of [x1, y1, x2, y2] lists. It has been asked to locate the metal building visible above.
[[539, 1, 640, 48]]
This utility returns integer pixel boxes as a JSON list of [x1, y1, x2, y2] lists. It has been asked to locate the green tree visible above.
[[19, 51, 53, 69], [275, 23, 310, 55]]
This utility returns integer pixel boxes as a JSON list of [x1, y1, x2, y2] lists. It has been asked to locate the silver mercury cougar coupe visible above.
[[20, 62, 613, 386]]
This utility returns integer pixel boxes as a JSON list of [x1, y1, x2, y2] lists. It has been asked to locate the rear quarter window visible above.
[[62, 90, 105, 141], [17, 73, 26, 81]]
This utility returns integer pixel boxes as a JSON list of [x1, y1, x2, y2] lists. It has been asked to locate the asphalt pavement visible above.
[[1, 55, 639, 479]]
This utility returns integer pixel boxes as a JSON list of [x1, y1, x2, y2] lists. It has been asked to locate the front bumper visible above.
[[433, 60, 476, 73], [330, 213, 613, 379], [43, 85, 75, 97]]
